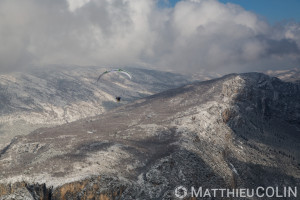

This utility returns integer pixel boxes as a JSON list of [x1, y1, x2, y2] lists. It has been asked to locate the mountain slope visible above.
[[0, 66, 194, 146], [0, 73, 299, 199]]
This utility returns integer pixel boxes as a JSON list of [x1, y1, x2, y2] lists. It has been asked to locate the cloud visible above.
[[0, 0, 299, 74]]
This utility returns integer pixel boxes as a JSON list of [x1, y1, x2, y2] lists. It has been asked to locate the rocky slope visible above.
[[0, 66, 195, 147], [0, 73, 299, 199]]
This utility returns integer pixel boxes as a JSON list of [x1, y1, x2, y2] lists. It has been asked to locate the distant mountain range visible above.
[[265, 68, 300, 82], [0, 72, 299, 199], [0, 66, 199, 147]]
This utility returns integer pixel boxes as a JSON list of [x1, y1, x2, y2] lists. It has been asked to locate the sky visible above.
[[219, 0, 300, 24], [162, 0, 300, 23], [0, 0, 299, 74]]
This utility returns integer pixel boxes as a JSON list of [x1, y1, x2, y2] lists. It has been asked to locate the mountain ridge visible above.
[[0, 72, 299, 199]]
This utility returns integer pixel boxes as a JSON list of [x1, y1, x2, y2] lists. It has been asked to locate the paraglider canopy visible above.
[[96, 69, 132, 102], [97, 69, 132, 82]]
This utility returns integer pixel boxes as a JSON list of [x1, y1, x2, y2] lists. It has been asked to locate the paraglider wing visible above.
[[118, 70, 132, 79], [97, 69, 132, 82], [96, 71, 109, 82]]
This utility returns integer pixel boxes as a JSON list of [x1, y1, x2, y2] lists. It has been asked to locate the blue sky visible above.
[[163, 0, 300, 24], [220, 0, 300, 23]]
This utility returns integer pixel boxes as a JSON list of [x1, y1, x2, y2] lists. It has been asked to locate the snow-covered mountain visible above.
[[0, 66, 196, 146], [0, 72, 299, 199]]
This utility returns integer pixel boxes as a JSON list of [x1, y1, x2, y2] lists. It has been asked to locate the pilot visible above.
[[116, 97, 121, 102]]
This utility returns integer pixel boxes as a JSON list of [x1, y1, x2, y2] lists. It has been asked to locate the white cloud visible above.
[[67, 0, 91, 12], [0, 0, 299, 74]]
